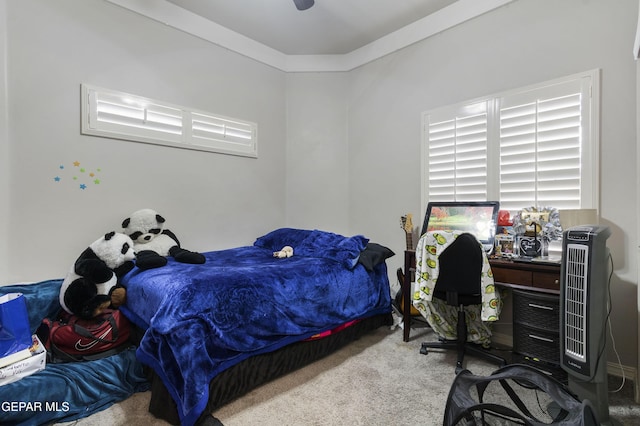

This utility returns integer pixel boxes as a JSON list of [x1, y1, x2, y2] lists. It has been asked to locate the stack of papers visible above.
[[0, 335, 47, 386]]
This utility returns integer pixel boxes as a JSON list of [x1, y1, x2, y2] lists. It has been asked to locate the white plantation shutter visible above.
[[88, 89, 183, 143], [81, 84, 257, 158], [426, 102, 489, 201], [191, 112, 256, 156], [498, 80, 585, 210], [422, 70, 597, 213]]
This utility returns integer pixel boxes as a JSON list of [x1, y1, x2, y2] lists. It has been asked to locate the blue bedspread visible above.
[[120, 229, 392, 426]]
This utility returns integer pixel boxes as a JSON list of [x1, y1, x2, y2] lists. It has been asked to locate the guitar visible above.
[[400, 213, 414, 251], [397, 214, 420, 316]]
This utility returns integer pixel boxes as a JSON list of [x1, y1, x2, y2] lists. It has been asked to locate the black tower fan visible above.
[[560, 225, 612, 424]]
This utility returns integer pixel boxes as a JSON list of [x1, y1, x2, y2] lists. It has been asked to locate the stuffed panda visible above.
[[121, 208, 205, 270], [59, 231, 136, 319]]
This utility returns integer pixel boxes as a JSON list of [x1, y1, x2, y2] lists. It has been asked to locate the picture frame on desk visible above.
[[517, 235, 547, 257]]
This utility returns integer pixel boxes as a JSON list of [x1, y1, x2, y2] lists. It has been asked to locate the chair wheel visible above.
[[420, 344, 429, 355]]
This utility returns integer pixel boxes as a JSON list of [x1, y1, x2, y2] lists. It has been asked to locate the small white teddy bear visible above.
[[273, 246, 294, 258]]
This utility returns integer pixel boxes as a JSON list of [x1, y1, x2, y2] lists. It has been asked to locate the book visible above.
[[0, 346, 31, 369]]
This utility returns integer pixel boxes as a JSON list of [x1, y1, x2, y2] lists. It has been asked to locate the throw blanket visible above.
[[413, 231, 501, 346], [120, 228, 392, 426], [0, 280, 149, 426]]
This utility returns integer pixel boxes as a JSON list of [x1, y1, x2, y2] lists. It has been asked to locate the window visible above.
[[421, 70, 598, 212], [81, 84, 257, 158]]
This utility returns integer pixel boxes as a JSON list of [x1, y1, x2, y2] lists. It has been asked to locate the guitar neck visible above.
[[400, 214, 414, 251], [405, 232, 413, 251]]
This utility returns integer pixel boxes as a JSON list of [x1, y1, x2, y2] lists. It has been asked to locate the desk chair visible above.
[[418, 232, 506, 372]]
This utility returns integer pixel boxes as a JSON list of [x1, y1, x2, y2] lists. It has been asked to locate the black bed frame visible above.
[[138, 313, 393, 425]]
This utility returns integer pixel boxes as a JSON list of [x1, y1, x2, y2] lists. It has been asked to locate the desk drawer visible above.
[[513, 324, 560, 365], [513, 290, 560, 332], [533, 271, 560, 291], [492, 267, 532, 286]]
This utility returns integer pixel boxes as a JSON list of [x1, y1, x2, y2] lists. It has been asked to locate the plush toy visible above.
[[59, 231, 136, 319], [121, 208, 205, 270], [273, 246, 294, 258]]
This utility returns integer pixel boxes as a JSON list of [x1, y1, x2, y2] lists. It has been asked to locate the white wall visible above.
[[0, 1, 8, 282], [2, 0, 288, 283], [285, 72, 350, 234], [346, 0, 638, 369]]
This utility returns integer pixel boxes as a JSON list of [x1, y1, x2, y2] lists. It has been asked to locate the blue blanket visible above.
[[120, 228, 392, 426], [0, 280, 149, 426]]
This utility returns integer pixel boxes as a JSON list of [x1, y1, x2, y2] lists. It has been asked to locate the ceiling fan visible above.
[[293, 0, 314, 11]]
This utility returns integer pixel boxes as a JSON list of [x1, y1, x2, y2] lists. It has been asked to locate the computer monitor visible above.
[[421, 201, 500, 253]]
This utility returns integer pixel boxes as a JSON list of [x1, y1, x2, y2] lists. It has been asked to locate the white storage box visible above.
[[0, 335, 46, 386]]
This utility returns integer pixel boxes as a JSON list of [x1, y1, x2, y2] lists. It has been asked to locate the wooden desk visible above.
[[401, 251, 561, 340], [490, 258, 560, 294], [401, 250, 565, 380]]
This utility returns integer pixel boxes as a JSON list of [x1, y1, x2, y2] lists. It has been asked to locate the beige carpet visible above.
[[59, 324, 639, 426]]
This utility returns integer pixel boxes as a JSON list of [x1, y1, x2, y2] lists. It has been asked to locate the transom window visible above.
[[81, 84, 258, 158]]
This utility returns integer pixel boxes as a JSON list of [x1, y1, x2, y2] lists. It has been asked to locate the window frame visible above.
[[80, 84, 258, 158], [421, 69, 599, 216]]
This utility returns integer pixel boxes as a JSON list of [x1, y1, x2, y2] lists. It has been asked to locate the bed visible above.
[[119, 227, 394, 426]]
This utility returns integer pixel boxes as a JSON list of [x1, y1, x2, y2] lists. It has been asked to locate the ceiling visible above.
[[106, 0, 512, 71], [164, 0, 459, 55]]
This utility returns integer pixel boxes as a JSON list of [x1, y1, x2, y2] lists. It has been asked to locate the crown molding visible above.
[[104, 0, 513, 73]]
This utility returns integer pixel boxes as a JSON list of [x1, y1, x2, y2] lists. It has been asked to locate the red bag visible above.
[[36, 309, 132, 363]]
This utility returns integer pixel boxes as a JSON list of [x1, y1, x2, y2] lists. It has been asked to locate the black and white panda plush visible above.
[[59, 231, 136, 319], [121, 208, 205, 270]]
